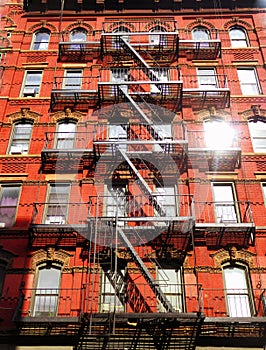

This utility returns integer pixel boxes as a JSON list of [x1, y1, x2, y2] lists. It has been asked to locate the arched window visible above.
[[149, 25, 167, 46], [192, 26, 210, 41], [248, 120, 266, 153], [229, 27, 249, 47], [55, 120, 77, 149], [31, 30, 50, 50], [112, 26, 130, 49], [9, 120, 33, 154], [32, 264, 62, 317], [223, 264, 254, 317], [70, 28, 87, 42]]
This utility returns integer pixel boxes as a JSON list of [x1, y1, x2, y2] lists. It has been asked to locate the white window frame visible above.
[[212, 183, 238, 223], [223, 264, 254, 317], [63, 69, 82, 90], [70, 28, 87, 42], [0, 185, 21, 228], [237, 67, 261, 95], [112, 26, 130, 49], [31, 30, 50, 50], [21, 70, 42, 97], [248, 120, 266, 153], [44, 183, 70, 225], [157, 268, 184, 312], [197, 68, 218, 90], [55, 120, 77, 150], [229, 27, 249, 48], [149, 26, 167, 46], [192, 26, 210, 41], [111, 68, 129, 94], [32, 264, 61, 317], [262, 183, 266, 206], [9, 120, 33, 154]]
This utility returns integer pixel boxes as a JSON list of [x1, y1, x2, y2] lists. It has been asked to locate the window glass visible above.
[[70, 28, 87, 42], [111, 68, 129, 93], [229, 27, 248, 47], [192, 27, 210, 40], [248, 121, 266, 153], [237, 68, 261, 95], [22, 71, 42, 97], [262, 183, 266, 205], [112, 26, 130, 49], [9, 122, 32, 154], [32, 31, 50, 50], [45, 184, 70, 224], [0, 186, 20, 227], [149, 26, 167, 46], [55, 121, 77, 149], [212, 183, 237, 223], [33, 266, 61, 317], [197, 68, 218, 89], [223, 266, 252, 317], [64, 70, 82, 89]]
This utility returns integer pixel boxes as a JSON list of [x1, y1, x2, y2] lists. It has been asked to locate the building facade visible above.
[[0, 0, 266, 349]]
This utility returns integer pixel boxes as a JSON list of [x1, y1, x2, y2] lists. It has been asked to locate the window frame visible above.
[[8, 120, 33, 155], [237, 67, 261, 95], [55, 119, 77, 150], [212, 182, 239, 223], [248, 119, 266, 153], [69, 28, 87, 42], [222, 263, 255, 317], [0, 184, 21, 228], [262, 183, 266, 206], [63, 69, 83, 90], [229, 26, 249, 48], [192, 26, 210, 41], [31, 30, 50, 50], [197, 67, 218, 89], [31, 263, 62, 317], [44, 183, 71, 224], [21, 70, 43, 97]]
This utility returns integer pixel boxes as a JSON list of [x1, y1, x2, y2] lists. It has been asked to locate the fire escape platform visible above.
[[182, 88, 230, 109], [59, 41, 100, 62], [50, 89, 99, 111], [178, 40, 221, 60], [188, 148, 241, 171]]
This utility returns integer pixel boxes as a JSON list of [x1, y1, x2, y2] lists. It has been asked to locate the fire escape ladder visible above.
[[117, 227, 175, 313], [119, 37, 164, 89], [117, 147, 165, 216]]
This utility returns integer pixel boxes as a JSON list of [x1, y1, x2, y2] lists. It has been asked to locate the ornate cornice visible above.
[[27, 21, 58, 33], [223, 17, 253, 30], [50, 108, 85, 123], [210, 246, 256, 268], [240, 105, 266, 121], [29, 248, 72, 270], [63, 21, 94, 34], [6, 107, 41, 124]]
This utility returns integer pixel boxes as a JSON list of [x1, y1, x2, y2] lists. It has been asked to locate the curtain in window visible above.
[[0, 187, 20, 227]]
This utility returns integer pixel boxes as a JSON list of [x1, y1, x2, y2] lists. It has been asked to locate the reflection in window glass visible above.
[[229, 27, 248, 47], [213, 183, 237, 223], [56, 121, 77, 149], [9, 122, 32, 154], [45, 184, 70, 224], [237, 68, 261, 95], [248, 121, 266, 153], [32, 31, 50, 50], [192, 27, 210, 40]]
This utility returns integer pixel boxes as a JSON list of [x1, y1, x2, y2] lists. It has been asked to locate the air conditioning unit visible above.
[[0, 223, 6, 228], [45, 217, 65, 225], [23, 88, 37, 97], [10, 145, 23, 154]]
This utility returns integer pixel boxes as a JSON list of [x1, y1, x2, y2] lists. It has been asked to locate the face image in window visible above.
[[0, 186, 20, 227]]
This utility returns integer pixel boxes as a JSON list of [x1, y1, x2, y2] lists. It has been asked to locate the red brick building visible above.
[[0, 0, 266, 349]]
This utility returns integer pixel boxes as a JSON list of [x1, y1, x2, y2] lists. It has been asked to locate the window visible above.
[[63, 69, 82, 90], [21, 71, 42, 97], [262, 183, 266, 205], [0, 262, 7, 295], [237, 68, 261, 95], [70, 28, 87, 42], [112, 26, 130, 49], [111, 68, 129, 94], [149, 25, 167, 46], [105, 185, 128, 220], [154, 185, 177, 217], [45, 184, 70, 224], [157, 268, 183, 312], [9, 121, 33, 154], [31, 30, 50, 50], [197, 68, 218, 89], [229, 27, 249, 48], [223, 264, 254, 317], [100, 268, 125, 312], [248, 120, 266, 153], [0, 185, 21, 228], [204, 119, 235, 149], [32, 264, 61, 317], [212, 183, 237, 223], [55, 120, 77, 149], [150, 68, 169, 94], [192, 26, 210, 41]]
